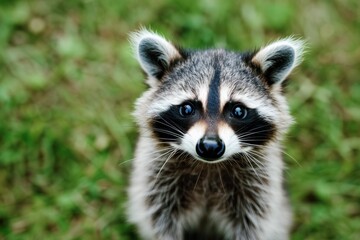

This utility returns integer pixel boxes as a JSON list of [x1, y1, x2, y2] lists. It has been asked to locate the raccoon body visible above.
[[127, 29, 304, 240]]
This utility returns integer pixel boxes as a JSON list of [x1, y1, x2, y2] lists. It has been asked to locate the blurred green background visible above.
[[0, 0, 359, 239]]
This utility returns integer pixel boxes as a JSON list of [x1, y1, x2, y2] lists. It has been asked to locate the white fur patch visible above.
[[180, 121, 207, 158], [219, 85, 233, 110], [149, 90, 196, 116], [226, 92, 263, 109], [148, 83, 209, 118], [217, 122, 244, 158], [197, 84, 209, 108]]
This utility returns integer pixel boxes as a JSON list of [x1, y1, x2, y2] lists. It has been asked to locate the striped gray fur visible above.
[[128, 29, 305, 240]]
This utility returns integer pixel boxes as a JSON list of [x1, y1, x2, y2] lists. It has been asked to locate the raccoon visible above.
[[127, 29, 304, 240]]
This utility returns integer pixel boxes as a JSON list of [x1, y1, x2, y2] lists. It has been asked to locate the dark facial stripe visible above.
[[206, 56, 221, 126]]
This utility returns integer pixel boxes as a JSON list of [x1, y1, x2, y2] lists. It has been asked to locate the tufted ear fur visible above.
[[251, 37, 305, 85], [130, 29, 183, 86]]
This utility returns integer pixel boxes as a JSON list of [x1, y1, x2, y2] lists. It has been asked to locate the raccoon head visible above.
[[131, 29, 305, 163]]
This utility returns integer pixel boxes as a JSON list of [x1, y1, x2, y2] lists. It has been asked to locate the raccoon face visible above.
[[132, 29, 304, 163]]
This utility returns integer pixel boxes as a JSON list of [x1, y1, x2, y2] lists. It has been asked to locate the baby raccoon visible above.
[[127, 29, 304, 240]]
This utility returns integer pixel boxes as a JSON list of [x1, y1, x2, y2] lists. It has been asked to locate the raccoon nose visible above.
[[196, 137, 225, 161]]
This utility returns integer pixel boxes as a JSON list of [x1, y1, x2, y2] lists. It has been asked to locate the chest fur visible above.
[[147, 155, 270, 225]]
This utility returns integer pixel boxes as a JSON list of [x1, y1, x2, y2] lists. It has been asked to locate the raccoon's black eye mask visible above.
[[177, 100, 253, 123], [177, 100, 253, 122], [223, 103, 276, 146], [151, 101, 203, 142]]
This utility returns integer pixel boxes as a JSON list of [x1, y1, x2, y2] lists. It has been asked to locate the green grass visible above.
[[0, 0, 359, 239]]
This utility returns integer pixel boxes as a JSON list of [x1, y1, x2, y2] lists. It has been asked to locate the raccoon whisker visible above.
[[156, 139, 180, 144], [135, 148, 174, 168], [231, 154, 268, 179], [230, 146, 267, 170], [239, 138, 282, 153], [241, 142, 300, 167], [233, 122, 270, 133], [149, 119, 184, 134], [145, 151, 176, 169], [154, 116, 185, 135], [216, 164, 226, 193], [246, 150, 284, 173], [227, 158, 238, 172], [188, 155, 200, 171], [150, 127, 184, 138], [153, 115, 181, 129], [193, 162, 204, 191], [155, 148, 178, 180], [222, 160, 237, 184], [240, 142, 276, 150], [154, 148, 176, 158], [247, 154, 267, 178], [143, 144, 174, 153], [141, 129, 184, 140], [245, 147, 273, 162], [236, 128, 275, 139], [227, 155, 252, 172], [174, 149, 190, 162], [259, 148, 300, 167], [240, 139, 276, 147], [140, 135, 181, 144], [240, 153, 264, 183], [119, 147, 173, 166], [243, 152, 267, 169], [241, 139, 274, 143], [226, 158, 237, 170], [149, 124, 185, 139], [119, 158, 134, 166], [280, 151, 301, 166], [242, 143, 280, 153], [153, 137, 183, 144]]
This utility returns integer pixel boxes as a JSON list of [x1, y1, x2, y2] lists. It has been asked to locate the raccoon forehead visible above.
[[220, 85, 266, 109], [148, 88, 204, 115], [146, 49, 279, 118]]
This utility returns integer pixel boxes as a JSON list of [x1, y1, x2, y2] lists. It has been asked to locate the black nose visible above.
[[196, 137, 225, 161]]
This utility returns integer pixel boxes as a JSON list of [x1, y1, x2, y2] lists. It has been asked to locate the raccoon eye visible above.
[[179, 102, 195, 117], [231, 104, 248, 119]]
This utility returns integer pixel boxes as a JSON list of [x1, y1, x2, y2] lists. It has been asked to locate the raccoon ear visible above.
[[251, 38, 305, 85], [130, 29, 182, 83]]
